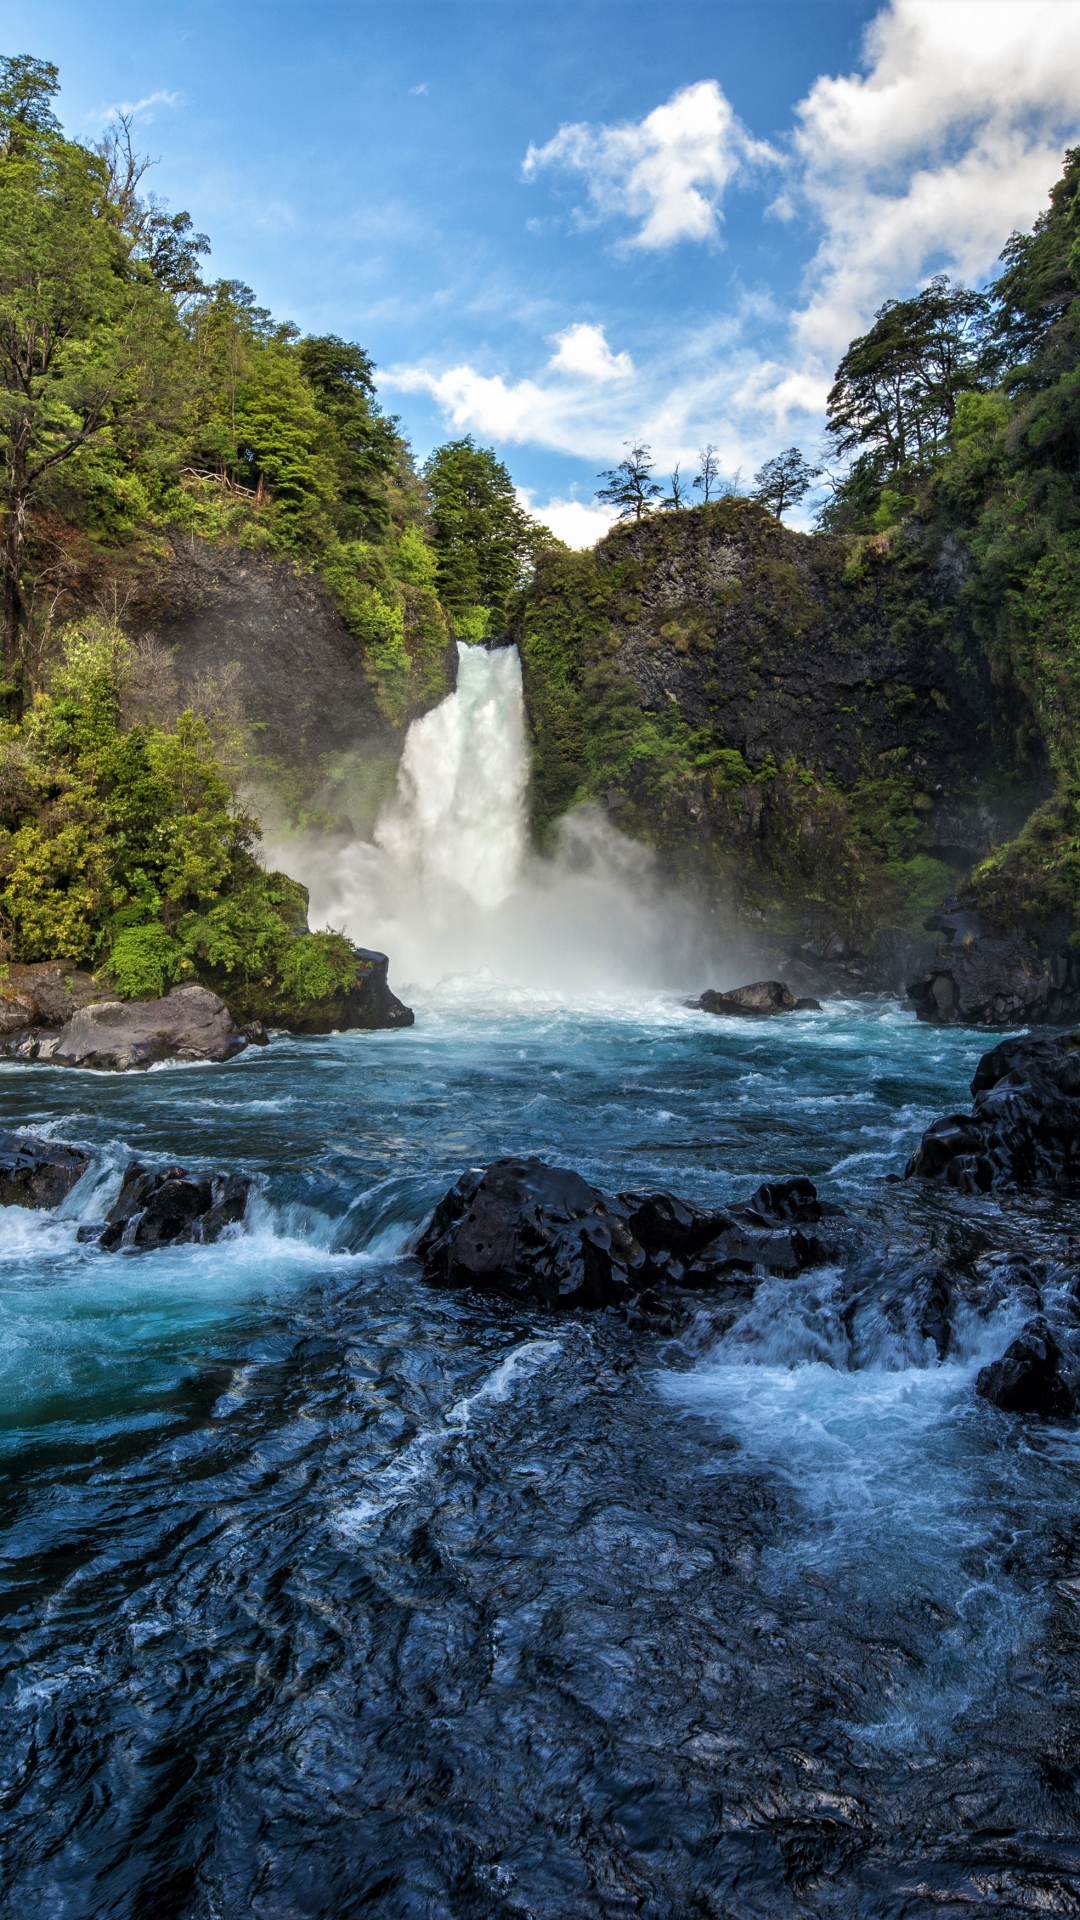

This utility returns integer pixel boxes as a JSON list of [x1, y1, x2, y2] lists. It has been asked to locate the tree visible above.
[[990, 149, 1080, 386], [693, 444, 721, 503], [424, 436, 538, 627], [826, 275, 991, 483], [596, 443, 661, 521], [297, 334, 400, 536], [751, 447, 821, 519], [662, 462, 688, 510], [0, 59, 183, 680]]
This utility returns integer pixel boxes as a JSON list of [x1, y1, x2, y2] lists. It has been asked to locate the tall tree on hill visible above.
[[297, 334, 401, 536], [693, 444, 721, 503], [424, 436, 541, 630], [751, 447, 821, 520], [824, 275, 991, 525], [0, 55, 182, 686], [596, 443, 661, 521]]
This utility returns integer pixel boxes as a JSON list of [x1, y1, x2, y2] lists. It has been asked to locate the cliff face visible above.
[[128, 535, 455, 833], [514, 500, 1047, 951]]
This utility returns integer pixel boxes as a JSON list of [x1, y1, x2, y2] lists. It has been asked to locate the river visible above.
[[2, 652, 1080, 1917]]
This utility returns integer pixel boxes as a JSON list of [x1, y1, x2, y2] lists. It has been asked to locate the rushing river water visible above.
[[4, 992, 1080, 1918]]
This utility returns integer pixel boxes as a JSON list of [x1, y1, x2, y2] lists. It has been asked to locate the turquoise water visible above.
[[2, 991, 1080, 1916]]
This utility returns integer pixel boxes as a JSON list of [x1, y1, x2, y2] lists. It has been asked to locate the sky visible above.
[[6, 0, 1080, 542]]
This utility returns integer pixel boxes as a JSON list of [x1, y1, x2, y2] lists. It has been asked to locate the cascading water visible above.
[[271, 642, 719, 995]]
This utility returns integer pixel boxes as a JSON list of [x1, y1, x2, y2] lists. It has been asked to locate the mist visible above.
[[264, 644, 731, 999]]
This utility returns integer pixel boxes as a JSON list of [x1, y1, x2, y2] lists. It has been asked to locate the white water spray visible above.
[[268, 643, 722, 997]]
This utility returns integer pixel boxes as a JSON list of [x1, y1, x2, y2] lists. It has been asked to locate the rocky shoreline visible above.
[[0, 947, 413, 1070]]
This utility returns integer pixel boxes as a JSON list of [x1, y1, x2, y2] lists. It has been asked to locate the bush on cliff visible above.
[[0, 619, 357, 1020]]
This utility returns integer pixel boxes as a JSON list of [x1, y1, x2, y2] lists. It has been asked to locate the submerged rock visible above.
[[692, 980, 820, 1017], [0, 1132, 91, 1208], [47, 985, 246, 1071], [976, 1318, 1080, 1420], [92, 1163, 252, 1250], [905, 1028, 1080, 1192], [416, 1157, 831, 1311], [908, 906, 1080, 1028]]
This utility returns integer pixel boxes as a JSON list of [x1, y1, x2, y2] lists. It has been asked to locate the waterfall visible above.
[[270, 642, 721, 998], [375, 643, 529, 911]]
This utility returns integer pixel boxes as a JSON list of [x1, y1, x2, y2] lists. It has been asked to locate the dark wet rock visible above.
[[270, 946, 414, 1034], [0, 1131, 91, 1208], [94, 1163, 252, 1250], [908, 905, 1080, 1028], [905, 1029, 1080, 1192], [976, 1318, 1080, 1419], [241, 1019, 269, 1046], [416, 1158, 831, 1311], [45, 985, 247, 1071], [692, 979, 821, 1017]]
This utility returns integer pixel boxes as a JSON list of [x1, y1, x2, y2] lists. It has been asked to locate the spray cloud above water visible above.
[[268, 644, 725, 997]]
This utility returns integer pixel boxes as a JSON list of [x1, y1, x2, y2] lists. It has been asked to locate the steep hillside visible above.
[[513, 499, 1045, 954]]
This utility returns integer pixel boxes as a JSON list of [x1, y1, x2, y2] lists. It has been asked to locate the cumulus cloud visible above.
[[547, 323, 633, 382], [518, 492, 620, 549], [791, 0, 1080, 356], [523, 79, 776, 250]]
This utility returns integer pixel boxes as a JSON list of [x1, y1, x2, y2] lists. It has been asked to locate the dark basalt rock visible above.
[[976, 1318, 1080, 1419], [0, 1132, 92, 1208], [905, 1029, 1080, 1192], [92, 1164, 252, 1250], [908, 905, 1080, 1028], [692, 980, 821, 1017], [416, 1158, 831, 1311]]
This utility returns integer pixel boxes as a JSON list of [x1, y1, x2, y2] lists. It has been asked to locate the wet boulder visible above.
[[93, 1163, 252, 1250], [905, 1029, 1080, 1192], [0, 1131, 91, 1208], [692, 981, 821, 1017], [417, 1157, 640, 1309], [416, 1159, 832, 1311], [976, 1318, 1080, 1420], [47, 985, 247, 1071]]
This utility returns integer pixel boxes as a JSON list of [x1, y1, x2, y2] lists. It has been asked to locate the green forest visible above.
[[4, 46, 1080, 1009]]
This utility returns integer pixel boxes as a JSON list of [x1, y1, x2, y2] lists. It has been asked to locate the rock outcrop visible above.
[[0, 1132, 92, 1208], [692, 980, 821, 1017], [416, 1157, 832, 1311], [976, 1318, 1080, 1420], [907, 905, 1080, 1028], [905, 1029, 1080, 1192], [86, 1163, 252, 1250], [42, 986, 248, 1071], [278, 947, 414, 1034]]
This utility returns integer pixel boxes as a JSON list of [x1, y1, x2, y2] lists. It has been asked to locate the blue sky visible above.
[[6, 0, 1080, 539]]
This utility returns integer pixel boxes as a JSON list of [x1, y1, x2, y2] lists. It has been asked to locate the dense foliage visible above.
[[0, 616, 362, 1010]]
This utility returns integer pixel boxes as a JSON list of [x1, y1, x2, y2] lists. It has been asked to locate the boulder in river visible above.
[[905, 1028, 1080, 1192], [907, 905, 1080, 1028], [0, 1131, 92, 1208], [691, 980, 821, 1016], [44, 985, 247, 1071], [416, 1157, 832, 1311], [91, 1163, 252, 1250], [976, 1318, 1080, 1420]]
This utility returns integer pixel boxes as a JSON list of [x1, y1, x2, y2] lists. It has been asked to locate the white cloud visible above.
[[87, 89, 181, 129], [523, 79, 776, 250], [519, 491, 620, 549], [548, 322, 633, 382], [791, 0, 1080, 356]]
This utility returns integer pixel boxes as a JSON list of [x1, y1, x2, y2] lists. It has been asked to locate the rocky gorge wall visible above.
[[511, 499, 1049, 969]]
